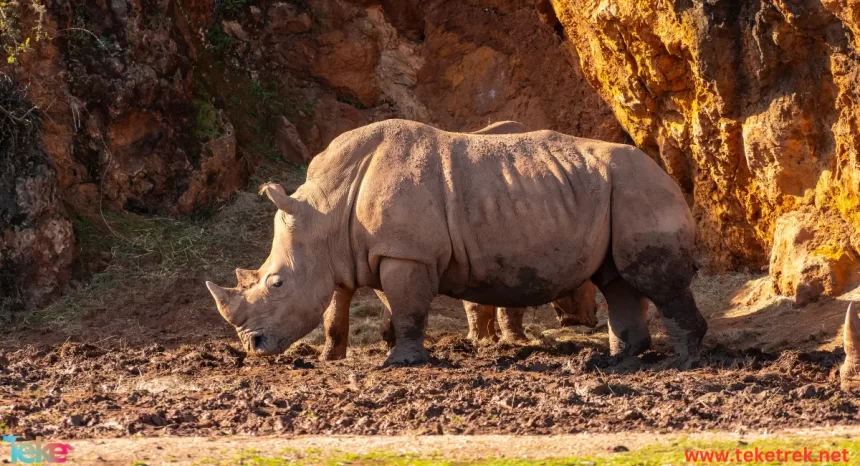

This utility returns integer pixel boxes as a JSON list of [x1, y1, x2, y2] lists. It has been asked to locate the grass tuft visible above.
[[193, 98, 226, 142], [193, 437, 860, 466]]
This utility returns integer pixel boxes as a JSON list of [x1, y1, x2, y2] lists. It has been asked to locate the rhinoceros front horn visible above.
[[205, 280, 226, 300], [206, 281, 241, 325]]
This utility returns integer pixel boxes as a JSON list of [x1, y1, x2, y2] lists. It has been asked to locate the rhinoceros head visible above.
[[205, 183, 335, 356], [842, 302, 860, 391]]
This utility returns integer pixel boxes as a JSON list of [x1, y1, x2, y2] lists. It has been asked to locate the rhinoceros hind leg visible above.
[[648, 286, 706, 369], [614, 249, 707, 368], [497, 307, 529, 343], [320, 287, 355, 361], [597, 277, 651, 357], [380, 258, 432, 366], [464, 302, 499, 342]]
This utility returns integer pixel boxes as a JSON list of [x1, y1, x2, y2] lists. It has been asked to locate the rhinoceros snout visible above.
[[251, 334, 265, 352], [242, 332, 283, 356]]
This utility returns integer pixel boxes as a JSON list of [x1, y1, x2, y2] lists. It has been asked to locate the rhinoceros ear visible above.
[[845, 302, 860, 367], [259, 182, 308, 216]]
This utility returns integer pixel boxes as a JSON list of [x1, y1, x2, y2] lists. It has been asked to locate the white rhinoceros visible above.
[[206, 119, 707, 367], [317, 121, 600, 360]]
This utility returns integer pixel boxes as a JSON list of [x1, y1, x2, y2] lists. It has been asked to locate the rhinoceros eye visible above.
[[267, 275, 283, 288]]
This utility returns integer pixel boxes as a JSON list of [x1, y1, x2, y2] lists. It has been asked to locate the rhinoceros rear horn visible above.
[[259, 182, 307, 216], [845, 302, 860, 367], [235, 268, 258, 288]]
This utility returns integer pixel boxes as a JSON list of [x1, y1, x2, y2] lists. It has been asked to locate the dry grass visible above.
[[10, 162, 306, 336], [690, 271, 761, 319]]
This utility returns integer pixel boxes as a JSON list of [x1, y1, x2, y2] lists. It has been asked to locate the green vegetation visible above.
[[337, 95, 366, 110], [192, 437, 860, 466], [193, 98, 226, 142], [217, 0, 250, 19], [65, 5, 115, 59], [194, 63, 314, 165], [205, 23, 234, 54], [0, 0, 47, 63], [250, 79, 277, 101]]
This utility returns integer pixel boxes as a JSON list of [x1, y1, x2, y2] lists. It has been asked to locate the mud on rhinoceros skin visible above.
[[205, 118, 707, 368]]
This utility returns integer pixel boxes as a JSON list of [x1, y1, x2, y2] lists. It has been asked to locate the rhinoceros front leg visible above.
[[464, 302, 498, 342], [497, 307, 529, 343], [379, 258, 432, 365], [320, 287, 355, 361], [597, 277, 651, 357]]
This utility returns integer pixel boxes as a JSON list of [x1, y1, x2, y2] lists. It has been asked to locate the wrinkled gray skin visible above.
[[318, 122, 598, 359], [206, 119, 707, 368]]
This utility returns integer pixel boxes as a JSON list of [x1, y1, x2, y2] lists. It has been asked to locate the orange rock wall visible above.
[[552, 0, 860, 270]]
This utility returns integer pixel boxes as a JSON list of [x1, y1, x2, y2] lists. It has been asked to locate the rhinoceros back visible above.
[[306, 120, 617, 307]]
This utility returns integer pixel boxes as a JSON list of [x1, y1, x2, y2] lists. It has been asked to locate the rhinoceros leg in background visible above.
[[552, 281, 599, 328], [320, 287, 355, 361], [379, 258, 433, 365], [496, 307, 528, 343], [464, 302, 499, 341]]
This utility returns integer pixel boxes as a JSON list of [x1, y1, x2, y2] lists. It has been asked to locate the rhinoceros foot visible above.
[[319, 345, 347, 361], [675, 352, 703, 371], [384, 345, 430, 366]]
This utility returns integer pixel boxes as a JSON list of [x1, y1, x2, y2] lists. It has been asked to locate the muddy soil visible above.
[[0, 329, 857, 440]]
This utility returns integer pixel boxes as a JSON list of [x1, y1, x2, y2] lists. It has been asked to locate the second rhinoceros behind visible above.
[[206, 119, 707, 367]]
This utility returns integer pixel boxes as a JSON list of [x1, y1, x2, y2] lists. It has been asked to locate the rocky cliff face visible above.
[[0, 76, 74, 313], [2, 0, 622, 309], [209, 0, 624, 153], [552, 0, 860, 298], [6, 0, 859, 309], [10, 0, 623, 213]]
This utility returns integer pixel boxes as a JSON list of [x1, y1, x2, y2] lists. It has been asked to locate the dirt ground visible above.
[[1, 283, 859, 441], [1, 168, 859, 464]]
